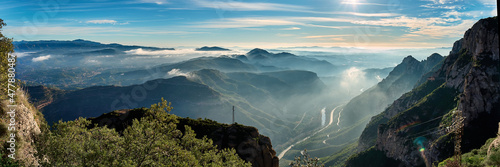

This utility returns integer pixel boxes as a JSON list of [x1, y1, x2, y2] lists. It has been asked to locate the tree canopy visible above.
[[36, 99, 251, 166]]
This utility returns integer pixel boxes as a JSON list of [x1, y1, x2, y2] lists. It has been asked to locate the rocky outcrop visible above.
[[346, 54, 444, 151], [209, 125, 279, 167], [369, 17, 499, 166], [1, 88, 44, 166], [89, 108, 279, 167], [345, 54, 444, 129]]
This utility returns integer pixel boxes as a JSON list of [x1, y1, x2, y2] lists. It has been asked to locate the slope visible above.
[[347, 17, 499, 167]]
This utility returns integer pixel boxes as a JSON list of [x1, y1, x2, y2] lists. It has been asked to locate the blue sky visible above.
[[0, 0, 496, 49]]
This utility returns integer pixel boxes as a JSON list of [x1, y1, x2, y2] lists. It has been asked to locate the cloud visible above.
[[442, 10, 465, 17], [138, 0, 168, 5], [340, 67, 369, 94], [424, 0, 460, 4], [4, 26, 200, 38], [86, 20, 117, 24], [477, 0, 496, 5], [410, 20, 475, 38], [337, 12, 398, 17], [32, 55, 51, 62], [192, 0, 308, 11], [167, 68, 187, 76], [420, 4, 463, 9], [195, 18, 300, 28], [302, 35, 350, 39], [167, 69, 198, 79], [352, 16, 474, 38], [125, 48, 182, 56], [340, 1, 398, 6], [125, 48, 244, 56], [193, 17, 353, 29], [281, 27, 301, 30], [12, 52, 34, 58]]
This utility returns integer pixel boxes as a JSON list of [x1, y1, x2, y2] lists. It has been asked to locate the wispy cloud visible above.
[[302, 35, 350, 39], [423, 0, 460, 4], [477, 0, 496, 5], [32, 55, 51, 62], [420, 4, 463, 9], [352, 16, 474, 38], [194, 18, 300, 29], [86, 19, 117, 24], [192, 16, 356, 29], [125, 48, 244, 56], [336, 12, 398, 17], [281, 27, 301, 30], [410, 20, 475, 38], [340, 1, 398, 6], [138, 0, 168, 5], [4, 26, 200, 37], [191, 0, 308, 11]]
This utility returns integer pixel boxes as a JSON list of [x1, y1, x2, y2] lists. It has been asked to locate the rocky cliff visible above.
[[0, 88, 45, 166], [89, 108, 279, 167], [350, 17, 499, 167], [341, 53, 444, 151]]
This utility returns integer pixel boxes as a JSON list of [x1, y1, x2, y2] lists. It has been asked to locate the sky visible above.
[[0, 0, 497, 49]]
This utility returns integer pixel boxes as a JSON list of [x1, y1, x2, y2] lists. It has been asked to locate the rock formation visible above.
[[349, 17, 499, 167], [89, 108, 279, 167], [1, 88, 44, 166]]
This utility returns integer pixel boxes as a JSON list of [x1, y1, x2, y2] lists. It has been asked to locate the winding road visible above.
[[278, 105, 344, 159]]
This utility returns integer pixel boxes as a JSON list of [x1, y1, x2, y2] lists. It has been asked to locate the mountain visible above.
[[23, 85, 65, 109], [16, 44, 335, 90], [14, 39, 174, 52], [277, 53, 443, 166], [346, 17, 499, 167], [42, 76, 225, 124], [195, 46, 231, 51], [36, 68, 330, 146], [89, 50, 334, 87], [93, 56, 258, 86], [341, 54, 444, 130], [88, 108, 279, 167], [233, 48, 338, 76]]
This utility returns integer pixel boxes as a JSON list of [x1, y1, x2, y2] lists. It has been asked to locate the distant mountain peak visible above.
[[247, 48, 270, 55], [425, 53, 444, 63], [402, 55, 418, 63], [195, 46, 231, 51]]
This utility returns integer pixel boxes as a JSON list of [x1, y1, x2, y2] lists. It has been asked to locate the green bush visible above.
[[36, 99, 251, 167]]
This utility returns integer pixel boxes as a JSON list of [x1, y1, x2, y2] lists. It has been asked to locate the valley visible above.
[[0, 2, 497, 165]]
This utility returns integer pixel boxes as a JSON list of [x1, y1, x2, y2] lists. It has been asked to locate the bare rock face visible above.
[[211, 125, 279, 167], [1, 89, 43, 166], [373, 17, 499, 166], [458, 17, 500, 123]]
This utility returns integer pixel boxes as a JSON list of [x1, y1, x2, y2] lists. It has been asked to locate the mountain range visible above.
[[13, 16, 498, 167], [346, 16, 499, 167]]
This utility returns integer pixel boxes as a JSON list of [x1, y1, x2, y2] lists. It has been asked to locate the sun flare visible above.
[[345, 0, 358, 5]]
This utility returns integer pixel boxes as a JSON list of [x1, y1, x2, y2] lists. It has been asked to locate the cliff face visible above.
[[343, 54, 444, 132], [342, 54, 444, 151], [1, 88, 44, 166], [361, 17, 499, 166], [89, 108, 279, 167]]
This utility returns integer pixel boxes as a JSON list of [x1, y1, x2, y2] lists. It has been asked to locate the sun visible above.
[[345, 0, 358, 5], [342, 0, 359, 10]]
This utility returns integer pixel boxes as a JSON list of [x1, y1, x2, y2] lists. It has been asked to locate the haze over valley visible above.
[[0, 0, 497, 166]]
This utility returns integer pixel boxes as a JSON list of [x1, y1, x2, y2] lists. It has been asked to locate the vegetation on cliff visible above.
[[36, 99, 250, 166]]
